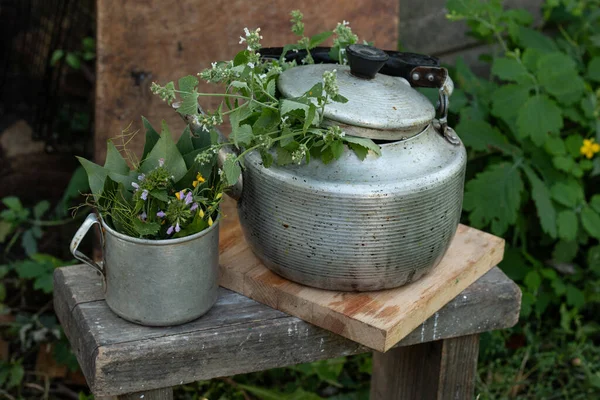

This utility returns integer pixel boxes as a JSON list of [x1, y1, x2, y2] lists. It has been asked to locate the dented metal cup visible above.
[[70, 213, 219, 326]]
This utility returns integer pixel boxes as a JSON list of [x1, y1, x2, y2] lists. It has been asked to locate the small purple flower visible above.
[[158, 158, 165, 167], [190, 202, 198, 211], [156, 210, 166, 218], [175, 222, 181, 233], [141, 189, 149, 201], [131, 182, 140, 191], [138, 173, 145, 181], [140, 212, 147, 221], [184, 191, 193, 205], [167, 225, 174, 235]]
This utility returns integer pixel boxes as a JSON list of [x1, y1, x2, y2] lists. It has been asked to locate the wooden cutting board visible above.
[[218, 199, 505, 352]]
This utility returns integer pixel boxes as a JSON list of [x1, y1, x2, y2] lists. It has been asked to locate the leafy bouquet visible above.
[[151, 11, 382, 186], [78, 119, 224, 240]]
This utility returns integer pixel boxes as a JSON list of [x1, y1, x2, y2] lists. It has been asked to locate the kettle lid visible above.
[[277, 45, 436, 140]]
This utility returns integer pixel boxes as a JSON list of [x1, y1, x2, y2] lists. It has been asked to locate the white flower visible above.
[[211, 62, 217, 68], [239, 36, 246, 44], [258, 73, 267, 80], [342, 20, 349, 26], [244, 27, 250, 36], [248, 62, 255, 68]]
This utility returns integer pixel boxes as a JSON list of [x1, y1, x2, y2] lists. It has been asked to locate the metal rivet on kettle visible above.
[[412, 72, 420, 81], [427, 73, 435, 82]]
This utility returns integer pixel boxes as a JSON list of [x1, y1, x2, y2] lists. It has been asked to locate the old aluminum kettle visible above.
[[180, 44, 466, 291]]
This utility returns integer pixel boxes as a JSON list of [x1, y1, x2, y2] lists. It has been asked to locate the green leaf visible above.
[[564, 134, 583, 158], [330, 140, 344, 159], [33, 201, 50, 219], [65, 53, 81, 69], [276, 146, 293, 165], [348, 143, 368, 161], [588, 245, 600, 275], [140, 122, 188, 181], [343, 136, 381, 156], [7, 363, 24, 388], [552, 155, 574, 172], [177, 89, 200, 117], [229, 106, 254, 133], [149, 189, 169, 202], [50, 49, 64, 65], [0, 221, 12, 243], [587, 56, 600, 83], [132, 219, 161, 237], [455, 118, 507, 152], [223, 156, 241, 187], [2, 196, 23, 210], [463, 163, 523, 235], [142, 117, 161, 160], [253, 108, 280, 134], [490, 84, 531, 123], [581, 206, 600, 239], [516, 95, 563, 146], [557, 210, 578, 241], [303, 104, 317, 133], [104, 141, 129, 175], [590, 195, 600, 214], [176, 126, 195, 156], [552, 240, 578, 262], [550, 182, 580, 207], [544, 136, 566, 156], [266, 79, 276, 98], [517, 26, 558, 52], [537, 52, 585, 105], [309, 31, 333, 48], [280, 99, 309, 117], [524, 270, 541, 291], [565, 284, 585, 308], [523, 166, 556, 238], [232, 124, 253, 147], [260, 150, 274, 168], [21, 229, 36, 255], [34, 273, 53, 294], [491, 57, 529, 82], [178, 75, 198, 94], [522, 48, 543, 71]]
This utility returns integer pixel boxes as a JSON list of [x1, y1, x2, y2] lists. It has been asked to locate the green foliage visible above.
[[78, 119, 224, 239], [51, 36, 96, 70], [447, 0, 600, 396], [152, 14, 379, 187]]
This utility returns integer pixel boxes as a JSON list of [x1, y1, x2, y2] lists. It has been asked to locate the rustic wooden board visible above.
[[95, 0, 399, 163], [54, 264, 520, 397], [218, 198, 505, 352]]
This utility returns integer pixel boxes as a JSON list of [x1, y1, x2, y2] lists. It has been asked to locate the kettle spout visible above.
[[172, 103, 243, 201]]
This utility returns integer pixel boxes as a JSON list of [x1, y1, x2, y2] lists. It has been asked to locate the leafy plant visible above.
[[51, 37, 96, 70], [151, 11, 381, 188], [78, 119, 224, 239]]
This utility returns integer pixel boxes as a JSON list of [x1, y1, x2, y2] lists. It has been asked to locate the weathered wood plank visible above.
[[218, 196, 505, 352], [54, 265, 520, 397], [95, 0, 399, 163], [370, 334, 480, 400]]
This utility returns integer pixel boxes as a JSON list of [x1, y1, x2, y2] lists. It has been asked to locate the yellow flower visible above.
[[208, 216, 214, 226], [175, 189, 186, 200], [215, 192, 223, 200], [580, 138, 600, 159], [192, 173, 206, 188], [198, 208, 205, 218]]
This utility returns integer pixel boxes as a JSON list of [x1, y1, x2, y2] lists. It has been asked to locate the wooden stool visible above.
[[54, 265, 520, 399]]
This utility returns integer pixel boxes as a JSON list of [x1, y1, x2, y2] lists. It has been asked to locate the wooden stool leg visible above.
[[370, 334, 480, 400], [117, 387, 173, 400]]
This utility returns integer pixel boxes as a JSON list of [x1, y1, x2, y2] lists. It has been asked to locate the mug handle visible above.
[[70, 213, 104, 276]]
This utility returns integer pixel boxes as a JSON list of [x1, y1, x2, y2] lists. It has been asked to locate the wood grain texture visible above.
[[118, 388, 172, 400], [218, 198, 505, 352], [95, 0, 399, 163], [370, 334, 479, 400], [54, 263, 520, 397]]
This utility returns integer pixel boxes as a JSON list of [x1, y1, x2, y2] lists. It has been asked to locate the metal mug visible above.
[[70, 213, 220, 326]]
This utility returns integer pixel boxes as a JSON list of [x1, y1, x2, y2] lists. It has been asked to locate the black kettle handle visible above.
[[260, 46, 446, 87]]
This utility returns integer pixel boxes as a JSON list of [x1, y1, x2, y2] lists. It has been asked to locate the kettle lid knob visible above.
[[346, 44, 389, 79]]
